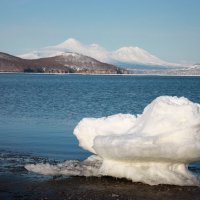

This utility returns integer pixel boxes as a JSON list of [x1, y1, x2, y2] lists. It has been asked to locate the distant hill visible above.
[[0, 52, 127, 74]]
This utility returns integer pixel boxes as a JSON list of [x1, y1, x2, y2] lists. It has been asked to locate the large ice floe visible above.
[[25, 96, 200, 186]]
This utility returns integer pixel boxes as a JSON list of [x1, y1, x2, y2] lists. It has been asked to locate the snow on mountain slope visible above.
[[54, 38, 110, 62], [111, 47, 169, 66], [19, 38, 180, 67]]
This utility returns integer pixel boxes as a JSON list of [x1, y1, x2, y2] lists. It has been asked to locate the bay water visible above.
[[0, 74, 200, 174]]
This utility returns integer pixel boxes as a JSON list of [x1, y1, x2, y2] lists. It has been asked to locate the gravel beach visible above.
[[1, 174, 200, 200]]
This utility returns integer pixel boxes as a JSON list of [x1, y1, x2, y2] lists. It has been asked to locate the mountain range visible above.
[[0, 51, 199, 75], [1, 38, 199, 75], [19, 38, 182, 67]]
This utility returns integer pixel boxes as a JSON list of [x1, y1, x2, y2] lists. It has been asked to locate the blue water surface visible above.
[[0, 74, 200, 162]]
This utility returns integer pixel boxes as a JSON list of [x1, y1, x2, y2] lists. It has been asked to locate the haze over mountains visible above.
[[19, 38, 182, 67]]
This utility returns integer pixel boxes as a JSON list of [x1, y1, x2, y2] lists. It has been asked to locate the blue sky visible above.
[[0, 0, 200, 64]]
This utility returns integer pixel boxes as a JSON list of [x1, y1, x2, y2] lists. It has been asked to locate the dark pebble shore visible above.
[[1, 174, 200, 200]]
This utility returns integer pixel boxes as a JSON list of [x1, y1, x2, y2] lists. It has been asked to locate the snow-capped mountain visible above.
[[19, 38, 181, 67], [111, 47, 169, 66], [20, 38, 110, 62]]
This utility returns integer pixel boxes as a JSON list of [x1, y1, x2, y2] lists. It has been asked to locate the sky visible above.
[[0, 0, 200, 64]]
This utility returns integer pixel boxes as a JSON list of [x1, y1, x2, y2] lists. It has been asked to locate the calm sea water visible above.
[[0, 74, 200, 164]]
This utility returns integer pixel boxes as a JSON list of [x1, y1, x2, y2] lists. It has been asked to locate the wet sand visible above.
[[1, 174, 200, 200]]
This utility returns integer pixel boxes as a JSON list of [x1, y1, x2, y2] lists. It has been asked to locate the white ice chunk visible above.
[[26, 96, 200, 186], [74, 96, 200, 185], [74, 114, 136, 153]]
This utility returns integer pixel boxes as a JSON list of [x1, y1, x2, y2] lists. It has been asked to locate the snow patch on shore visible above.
[[25, 155, 102, 177]]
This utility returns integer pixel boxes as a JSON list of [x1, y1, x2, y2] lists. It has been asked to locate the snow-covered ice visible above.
[[25, 96, 200, 186]]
